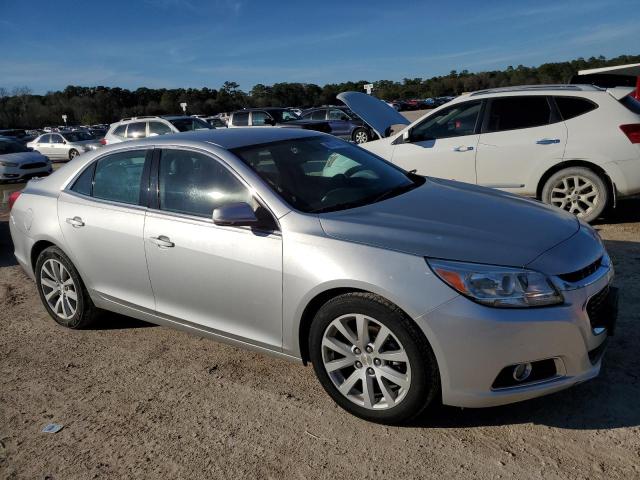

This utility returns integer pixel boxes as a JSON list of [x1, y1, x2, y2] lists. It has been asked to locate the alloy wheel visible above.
[[354, 130, 368, 144], [549, 175, 599, 218], [40, 259, 78, 320], [321, 313, 411, 410]]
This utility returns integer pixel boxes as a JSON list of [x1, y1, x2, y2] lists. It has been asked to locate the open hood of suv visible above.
[[337, 92, 410, 138]]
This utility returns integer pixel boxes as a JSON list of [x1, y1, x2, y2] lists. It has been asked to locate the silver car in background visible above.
[[27, 131, 101, 161], [9, 128, 617, 423]]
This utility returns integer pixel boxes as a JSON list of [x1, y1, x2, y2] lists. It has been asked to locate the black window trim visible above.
[[480, 95, 561, 134], [148, 146, 281, 234], [65, 148, 153, 210]]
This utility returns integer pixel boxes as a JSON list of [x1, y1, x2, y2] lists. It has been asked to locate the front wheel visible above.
[[352, 128, 370, 144], [309, 292, 440, 424], [541, 167, 608, 223], [68, 149, 80, 160]]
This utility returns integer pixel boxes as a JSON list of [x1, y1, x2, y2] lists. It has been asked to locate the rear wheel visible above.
[[309, 292, 440, 424], [35, 246, 100, 328], [352, 128, 370, 144], [541, 167, 608, 223]]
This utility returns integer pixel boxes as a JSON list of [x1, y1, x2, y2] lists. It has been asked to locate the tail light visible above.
[[8, 190, 22, 210], [100, 138, 107, 145], [620, 124, 640, 144]]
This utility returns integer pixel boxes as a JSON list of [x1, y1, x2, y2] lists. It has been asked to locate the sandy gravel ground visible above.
[[1, 149, 639, 479]]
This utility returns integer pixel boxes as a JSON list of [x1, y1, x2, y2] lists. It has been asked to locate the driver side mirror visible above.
[[264, 117, 276, 126], [212, 202, 258, 227]]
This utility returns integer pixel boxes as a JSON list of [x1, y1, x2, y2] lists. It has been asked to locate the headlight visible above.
[[427, 259, 563, 308], [0, 161, 18, 167]]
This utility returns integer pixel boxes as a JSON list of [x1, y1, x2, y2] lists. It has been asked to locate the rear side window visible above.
[[113, 125, 127, 137], [50, 134, 64, 144], [71, 163, 96, 196], [126, 122, 146, 139], [92, 150, 147, 205], [620, 95, 640, 114], [485, 96, 552, 133], [38, 134, 51, 143], [555, 96, 598, 120], [158, 149, 251, 217], [311, 110, 326, 121], [233, 112, 249, 126]]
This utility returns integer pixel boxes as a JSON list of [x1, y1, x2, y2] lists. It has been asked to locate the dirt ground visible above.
[[1, 154, 640, 480]]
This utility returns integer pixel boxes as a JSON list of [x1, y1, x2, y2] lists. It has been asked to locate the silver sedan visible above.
[[9, 128, 617, 423], [27, 131, 101, 161]]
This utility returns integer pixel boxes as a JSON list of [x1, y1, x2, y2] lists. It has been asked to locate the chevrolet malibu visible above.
[[9, 128, 617, 423]]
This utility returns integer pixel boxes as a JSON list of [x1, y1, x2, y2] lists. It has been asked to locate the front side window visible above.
[[232, 136, 421, 213], [158, 149, 252, 217], [485, 96, 552, 133], [50, 134, 64, 144], [126, 122, 147, 139], [149, 121, 173, 136], [232, 112, 249, 126], [411, 101, 481, 141], [311, 110, 326, 121], [92, 150, 147, 205]]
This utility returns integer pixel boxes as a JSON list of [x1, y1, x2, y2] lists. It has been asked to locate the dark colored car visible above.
[[0, 129, 37, 144], [300, 106, 375, 144], [228, 108, 331, 134]]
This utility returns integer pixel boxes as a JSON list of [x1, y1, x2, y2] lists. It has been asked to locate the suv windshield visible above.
[[63, 131, 95, 142], [169, 117, 213, 132], [232, 136, 423, 213], [0, 139, 30, 155]]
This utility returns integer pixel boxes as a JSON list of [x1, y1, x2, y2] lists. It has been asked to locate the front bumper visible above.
[[0, 164, 52, 182], [419, 261, 615, 408]]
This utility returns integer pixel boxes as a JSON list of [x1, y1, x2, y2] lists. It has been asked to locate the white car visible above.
[[340, 85, 640, 222], [0, 137, 52, 183], [102, 115, 212, 145]]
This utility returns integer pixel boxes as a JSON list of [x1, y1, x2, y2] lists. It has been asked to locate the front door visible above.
[[143, 148, 283, 349], [390, 100, 482, 184]]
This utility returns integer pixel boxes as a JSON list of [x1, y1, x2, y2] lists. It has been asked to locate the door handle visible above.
[[452, 146, 474, 152], [149, 235, 175, 248], [65, 216, 84, 228], [536, 138, 560, 145]]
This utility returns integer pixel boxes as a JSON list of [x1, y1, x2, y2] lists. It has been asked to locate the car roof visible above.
[[123, 126, 322, 150]]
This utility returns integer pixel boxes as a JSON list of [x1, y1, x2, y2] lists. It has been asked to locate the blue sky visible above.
[[1, 0, 638, 93]]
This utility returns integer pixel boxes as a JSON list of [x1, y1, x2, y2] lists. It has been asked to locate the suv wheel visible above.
[[309, 292, 440, 424], [35, 246, 100, 329], [541, 167, 608, 223], [352, 128, 370, 144]]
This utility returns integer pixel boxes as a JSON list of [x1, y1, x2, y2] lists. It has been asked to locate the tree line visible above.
[[1, 54, 638, 129]]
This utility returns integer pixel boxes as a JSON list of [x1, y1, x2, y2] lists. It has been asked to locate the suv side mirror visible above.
[[213, 202, 258, 227]]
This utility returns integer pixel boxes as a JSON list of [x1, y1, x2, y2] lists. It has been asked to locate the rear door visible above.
[[58, 148, 155, 309], [35, 134, 53, 156], [390, 100, 482, 183], [49, 134, 67, 160], [475, 95, 567, 194], [327, 108, 352, 138]]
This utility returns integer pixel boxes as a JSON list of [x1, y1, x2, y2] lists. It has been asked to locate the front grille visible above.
[[586, 286, 613, 332], [557, 256, 602, 283], [21, 162, 47, 170]]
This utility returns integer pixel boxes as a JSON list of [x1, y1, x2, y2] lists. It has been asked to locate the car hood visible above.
[[318, 178, 581, 269], [337, 91, 410, 138], [0, 151, 48, 164]]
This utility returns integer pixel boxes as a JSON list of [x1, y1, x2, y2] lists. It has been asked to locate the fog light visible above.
[[512, 363, 532, 382]]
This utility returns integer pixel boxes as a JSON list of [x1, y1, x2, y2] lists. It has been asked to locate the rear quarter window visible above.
[[555, 96, 598, 120], [113, 125, 127, 137]]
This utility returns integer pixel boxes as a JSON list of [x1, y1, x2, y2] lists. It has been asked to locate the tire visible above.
[[68, 149, 79, 160], [309, 292, 440, 424], [352, 128, 370, 144], [541, 167, 609, 223], [35, 246, 100, 329]]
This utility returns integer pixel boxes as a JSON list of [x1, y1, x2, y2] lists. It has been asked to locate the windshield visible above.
[[63, 131, 95, 142], [169, 117, 213, 132], [0, 139, 30, 154], [232, 136, 422, 213], [268, 109, 301, 123]]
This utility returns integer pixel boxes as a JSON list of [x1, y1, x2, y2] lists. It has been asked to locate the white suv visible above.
[[340, 86, 640, 222], [102, 115, 212, 145]]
